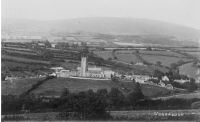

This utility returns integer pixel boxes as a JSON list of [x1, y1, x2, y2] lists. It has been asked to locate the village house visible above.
[[162, 76, 169, 81], [174, 79, 190, 84]]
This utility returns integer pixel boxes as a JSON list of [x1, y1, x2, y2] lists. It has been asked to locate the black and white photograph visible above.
[[1, 0, 200, 121]]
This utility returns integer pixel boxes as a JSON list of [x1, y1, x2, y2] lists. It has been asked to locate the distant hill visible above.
[[2, 17, 200, 44]]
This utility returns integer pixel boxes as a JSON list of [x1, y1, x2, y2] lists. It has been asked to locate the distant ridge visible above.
[[2, 17, 200, 42]]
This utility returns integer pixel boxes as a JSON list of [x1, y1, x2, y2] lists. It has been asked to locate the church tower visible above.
[[80, 55, 88, 77]]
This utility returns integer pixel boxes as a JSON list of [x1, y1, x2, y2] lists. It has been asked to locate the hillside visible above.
[[2, 18, 200, 44], [2, 77, 171, 97]]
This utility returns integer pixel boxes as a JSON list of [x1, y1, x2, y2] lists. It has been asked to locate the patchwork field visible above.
[[94, 50, 192, 67]]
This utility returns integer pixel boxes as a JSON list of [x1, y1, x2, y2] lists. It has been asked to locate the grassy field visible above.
[[141, 84, 171, 97], [184, 52, 200, 59], [2, 55, 50, 65], [3, 49, 37, 55], [152, 91, 200, 100], [60, 60, 79, 70], [148, 65, 169, 73], [31, 78, 116, 96], [141, 54, 191, 67], [115, 53, 141, 64], [1, 78, 45, 95], [2, 61, 48, 69], [2, 47, 33, 52], [93, 51, 113, 60], [2, 77, 173, 97], [139, 50, 186, 58], [179, 62, 199, 81], [175, 47, 200, 52]]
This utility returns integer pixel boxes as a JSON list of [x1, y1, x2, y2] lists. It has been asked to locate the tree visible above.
[[111, 75, 119, 83], [146, 47, 152, 51], [108, 88, 125, 108], [81, 42, 87, 47], [153, 70, 164, 80], [170, 63, 177, 69], [183, 78, 198, 91], [64, 43, 69, 49], [127, 83, 144, 108], [44, 40, 51, 48], [156, 61, 162, 66], [42, 51, 54, 59], [108, 57, 112, 61], [1, 73, 6, 81], [61, 90, 110, 119], [81, 46, 89, 56], [96, 89, 108, 98], [61, 88, 70, 98], [177, 59, 185, 65]]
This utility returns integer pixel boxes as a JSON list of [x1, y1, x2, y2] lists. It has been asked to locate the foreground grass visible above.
[[2, 109, 200, 121]]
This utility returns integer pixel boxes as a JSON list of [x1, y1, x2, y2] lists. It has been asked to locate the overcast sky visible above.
[[2, 0, 200, 29]]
